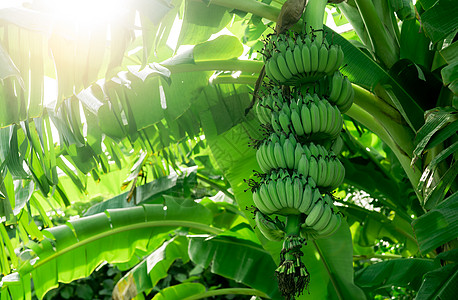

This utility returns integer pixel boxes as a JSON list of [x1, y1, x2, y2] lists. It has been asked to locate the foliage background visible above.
[[0, 0, 457, 299]]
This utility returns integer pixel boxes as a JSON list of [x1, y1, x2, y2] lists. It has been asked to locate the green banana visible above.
[[308, 156, 319, 183], [271, 113, 282, 134], [285, 48, 298, 75], [253, 190, 272, 215], [309, 142, 319, 158], [297, 154, 309, 177], [266, 142, 278, 169], [256, 147, 268, 172], [302, 44, 311, 73], [294, 144, 305, 170], [268, 179, 283, 210], [257, 185, 277, 214], [274, 142, 287, 169], [305, 199, 324, 227], [335, 76, 350, 106], [329, 71, 342, 102], [300, 104, 312, 135], [325, 101, 336, 135], [317, 44, 328, 73], [298, 183, 313, 213], [334, 44, 344, 70], [317, 157, 327, 186], [255, 210, 285, 241], [276, 177, 289, 208], [278, 111, 291, 135], [310, 102, 320, 133], [276, 53, 293, 80], [318, 213, 341, 237], [331, 106, 343, 137], [291, 108, 304, 136], [310, 40, 319, 72], [324, 45, 338, 74], [312, 203, 332, 231], [285, 176, 294, 208], [293, 44, 304, 73], [293, 177, 303, 209], [268, 55, 287, 82], [317, 99, 328, 132], [283, 139, 295, 169]]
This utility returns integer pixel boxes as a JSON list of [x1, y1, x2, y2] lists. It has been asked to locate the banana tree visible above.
[[0, 0, 457, 299]]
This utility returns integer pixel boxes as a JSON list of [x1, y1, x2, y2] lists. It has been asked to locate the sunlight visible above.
[[47, 0, 129, 27]]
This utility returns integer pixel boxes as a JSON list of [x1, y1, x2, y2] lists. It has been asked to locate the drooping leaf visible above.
[[188, 233, 281, 299], [416, 263, 458, 300], [412, 192, 458, 254], [152, 282, 206, 300], [18, 198, 215, 299], [355, 258, 439, 292], [112, 236, 189, 300]]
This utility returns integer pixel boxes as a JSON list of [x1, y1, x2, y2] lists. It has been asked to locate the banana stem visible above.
[[285, 214, 301, 236], [303, 0, 328, 39]]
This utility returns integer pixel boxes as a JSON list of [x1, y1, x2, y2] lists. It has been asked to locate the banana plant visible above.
[[0, 0, 457, 299]]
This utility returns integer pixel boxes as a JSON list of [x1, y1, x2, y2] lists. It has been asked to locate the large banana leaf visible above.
[[6, 197, 216, 299], [204, 115, 366, 299]]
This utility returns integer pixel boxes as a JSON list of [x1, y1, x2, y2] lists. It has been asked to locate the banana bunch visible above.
[[269, 93, 343, 139], [263, 32, 344, 86], [256, 134, 345, 190], [251, 29, 353, 299], [326, 71, 354, 113]]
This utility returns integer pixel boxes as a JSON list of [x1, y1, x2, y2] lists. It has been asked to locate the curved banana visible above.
[[256, 147, 268, 172], [253, 190, 272, 215], [302, 44, 311, 73], [285, 48, 298, 76], [310, 102, 320, 133], [318, 213, 341, 237], [334, 44, 344, 70], [294, 144, 305, 170], [329, 71, 343, 102], [298, 183, 313, 213], [317, 100, 328, 132], [313, 203, 333, 231], [271, 113, 282, 134], [278, 111, 291, 135], [257, 185, 277, 214], [317, 157, 328, 186], [297, 154, 309, 177], [317, 44, 328, 73], [268, 179, 283, 210], [300, 104, 312, 135], [309, 142, 319, 158], [335, 76, 350, 106], [324, 45, 338, 74], [308, 156, 319, 183], [293, 177, 303, 209], [291, 109, 304, 136], [274, 142, 287, 169], [293, 45, 304, 73], [283, 139, 295, 169], [305, 199, 324, 227], [285, 176, 294, 208], [276, 53, 293, 80], [266, 141, 277, 169], [276, 176, 289, 208], [255, 210, 285, 241], [325, 101, 336, 134], [310, 40, 319, 72], [268, 55, 287, 82]]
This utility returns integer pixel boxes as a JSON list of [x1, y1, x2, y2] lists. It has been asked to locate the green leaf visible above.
[[112, 236, 189, 299], [19, 198, 216, 299], [194, 35, 244, 61], [152, 282, 206, 300], [355, 258, 439, 291], [416, 263, 458, 300], [178, 1, 232, 46], [412, 192, 458, 254], [390, 0, 415, 20], [412, 107, 458, 164], [420, 0, 458, 44], [188, 234, 281, 299]]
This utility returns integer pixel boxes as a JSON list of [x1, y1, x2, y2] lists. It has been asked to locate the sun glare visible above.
[[47, 0, 129, 28]]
